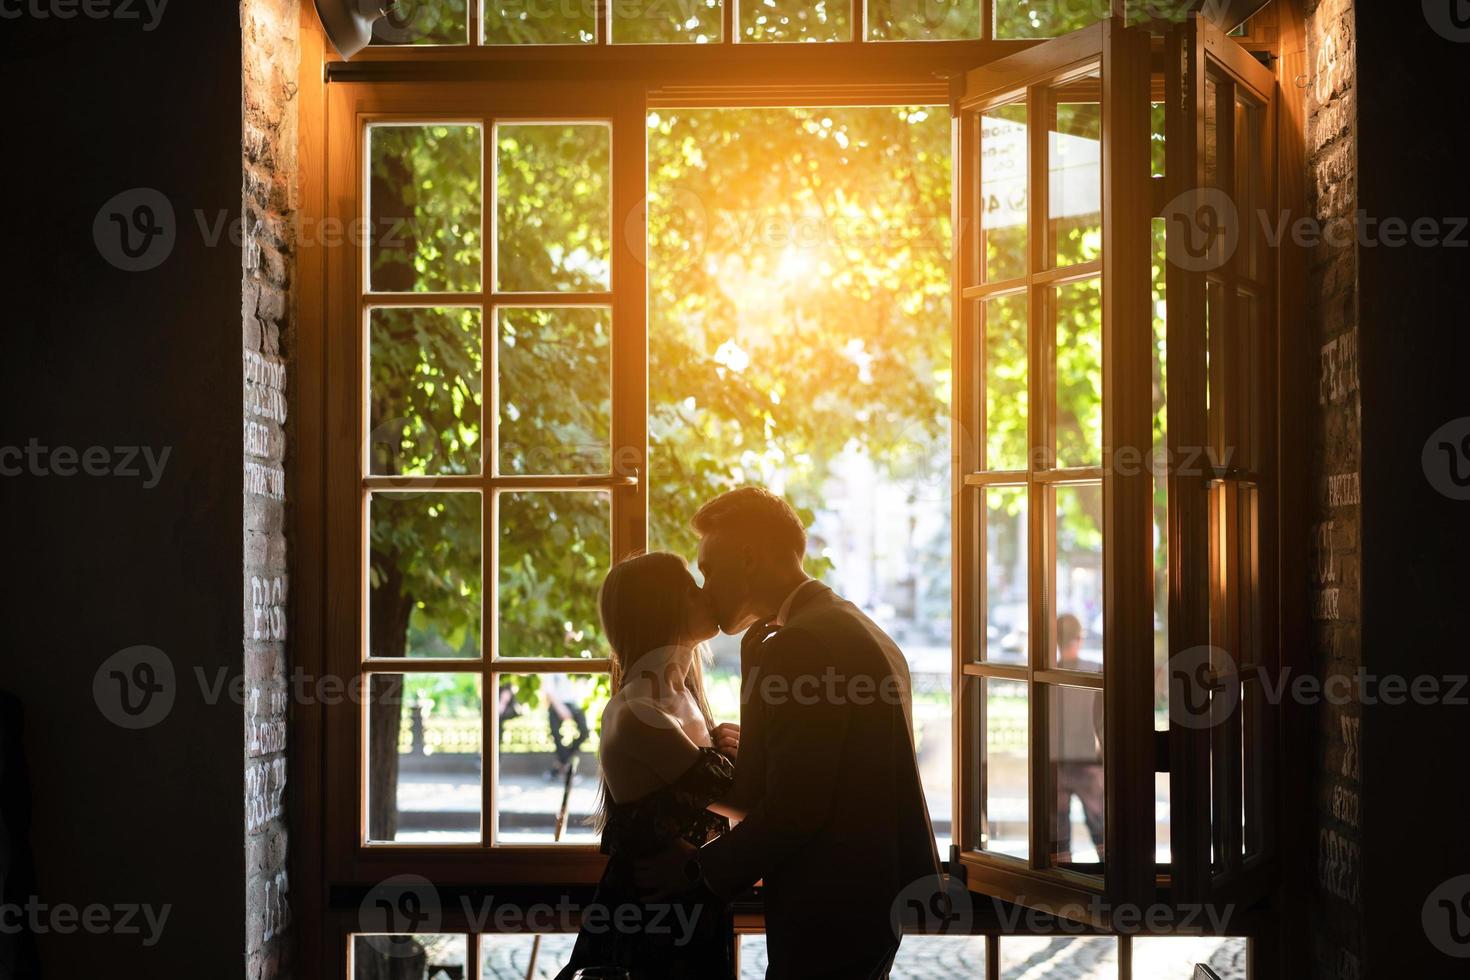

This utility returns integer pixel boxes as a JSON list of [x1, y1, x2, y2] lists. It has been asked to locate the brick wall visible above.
[[243, 3, 300, 979], [1302, 0, 1364, 977]]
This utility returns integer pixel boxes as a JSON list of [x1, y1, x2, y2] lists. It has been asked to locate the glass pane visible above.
[[369, 124, 483, 294], [1054, 277, 1102, 469], [494, 673, 603, 844], [497, 307, 612, 475], [1235, 95, 1260, 279], [481, 934, 577, 977], [496, 124, 612, 293], [867, 0, 980, 40], [1155, 769, 1172, 863], [369, 307, 483, 477], [498, 492, 611, 658], [1049, 91, 1102, 268], [367, 673, 482, 843], [1234, 288, 1261, 471], [980, 102, 1028, 283], [984, 486, 1027, 664], [484, 0, 596, 43], [1048, 684, 1104, 870], [354, 935, 469, 978], [370, 492, 483, 660], [1054, 483, 1103, 671], [984, 292, 1028, 471], [994, 0, 1101, 39], [1132, 936, 1249, 979], [368, 0, 470, 45], [981, 678, 1028, 859], [1206, 278, 1224, 454], [1151, 101, 1167, 177], [613, 0, 724, 42], [739, 0, 852, 42], [1151, 217, 1169, 734], [1000, 935, 1117, 978], [1204, 75, 1221, 190]]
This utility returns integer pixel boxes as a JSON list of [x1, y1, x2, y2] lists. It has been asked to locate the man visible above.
[[638, 487, 940, 979], [544, 673, 590, 781], [1053, 613, 1105, 862]]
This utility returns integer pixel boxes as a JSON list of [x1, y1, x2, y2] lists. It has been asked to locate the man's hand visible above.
[[713, 722, 740, 760], [633, 837, 696, 902]]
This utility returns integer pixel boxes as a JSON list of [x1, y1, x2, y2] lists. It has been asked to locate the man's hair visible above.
[[1057, 613, 1083, 650], [691, 487, 807, 564]]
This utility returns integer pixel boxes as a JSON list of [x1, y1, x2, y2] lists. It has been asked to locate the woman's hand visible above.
[[713, 722, 740, 760]]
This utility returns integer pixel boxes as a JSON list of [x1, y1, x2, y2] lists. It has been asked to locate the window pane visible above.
[[484, 0, 596, 44], [994, 0, 1102, 39], [367, 673, 482, 843], [1047, 684, 1104, 871], [1000, 935, 1118, 978], [494, 673, 603, 844], [1131, 935, 1249, 979], [370, 492, 483, 660], [1054, 277, 1102, 469], [497, 307, 612, 475], [1049, 91, 1102, 268], [369, 124, 483, 294], [480, 933, 577, 977], [613, 0, 724, 42], [354, 935, 469, 978], [497, 492, 611, 658], [981, 677, 1028, 859], [984, 486, 1027, 665], [867, 0, 979, 40], [1151, 216, 1169, 734], [1053, 482, 1103, 671], [739, 0, 852, 42], [369, 307, 484, 477], [368, 0, 470, 45], [980, 102, 1028, 283], [984, 292, 1028, 471], [496, 124, 612, 293]]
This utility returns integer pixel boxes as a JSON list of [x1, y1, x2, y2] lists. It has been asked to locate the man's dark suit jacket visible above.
[[699, 583, 941, 979]]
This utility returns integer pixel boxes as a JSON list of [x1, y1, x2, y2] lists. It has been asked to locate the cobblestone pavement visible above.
[[474, 932, 1247, 978]]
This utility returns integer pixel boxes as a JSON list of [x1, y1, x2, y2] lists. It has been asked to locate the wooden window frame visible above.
[[292, 4, 1298, 976]]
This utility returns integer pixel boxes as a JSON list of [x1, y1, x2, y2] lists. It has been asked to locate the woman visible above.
[[555, 552, 744, 980]]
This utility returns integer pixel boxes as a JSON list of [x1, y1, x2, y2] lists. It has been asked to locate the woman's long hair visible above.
[[591, 551, 717, 832]]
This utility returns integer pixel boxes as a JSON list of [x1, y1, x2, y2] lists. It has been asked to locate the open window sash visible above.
[[952, 17, 1155, 925], [1164, 13, 1279, 910]]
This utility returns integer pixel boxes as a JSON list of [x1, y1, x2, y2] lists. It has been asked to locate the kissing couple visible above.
[[555, 487, 942, 980]]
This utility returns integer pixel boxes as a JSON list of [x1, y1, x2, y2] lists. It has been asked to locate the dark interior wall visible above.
[[1355, 3, 1470, 974], [0, 6, 247, 978]]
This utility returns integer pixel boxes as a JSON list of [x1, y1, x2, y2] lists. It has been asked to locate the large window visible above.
[[314, 8, 1284, 980]]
